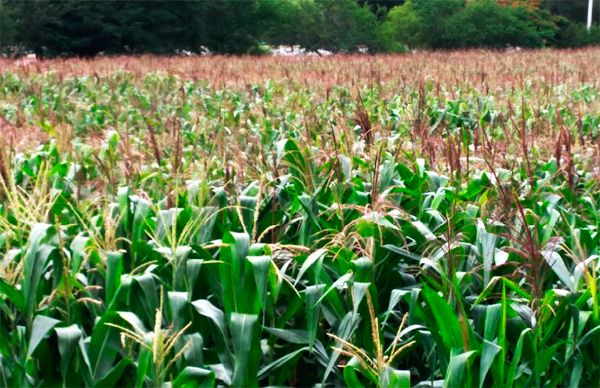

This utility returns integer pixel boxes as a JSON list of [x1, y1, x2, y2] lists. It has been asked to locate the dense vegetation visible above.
[[0, 51, 599, 386], [1, 0, 600, 56]]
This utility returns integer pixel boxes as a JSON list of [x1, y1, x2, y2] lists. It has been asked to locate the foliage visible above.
[[410, 0, 465, 48], [268, 0, 379, 52], [551, 16, 600, 48], [4, 0, 276, 56], [442, 1, 547, 48], [543, 0, 599, 24], [0, 0, 17, 51], [378, 0, 566, 49], [0, 52, 599, 386], [2, 0, 600, 57], [377, 1, 422, 51]]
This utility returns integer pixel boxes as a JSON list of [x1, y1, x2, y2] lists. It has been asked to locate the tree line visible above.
[[0, 0, 599, 57]]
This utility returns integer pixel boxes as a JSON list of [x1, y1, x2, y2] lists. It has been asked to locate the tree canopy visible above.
[[1, 0, 598, 57]]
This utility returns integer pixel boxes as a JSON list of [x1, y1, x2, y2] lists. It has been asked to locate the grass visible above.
[[0, 49, 599, 387]]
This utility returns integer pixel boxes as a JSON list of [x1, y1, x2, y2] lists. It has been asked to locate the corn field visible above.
[[0, 50, 599, 387]]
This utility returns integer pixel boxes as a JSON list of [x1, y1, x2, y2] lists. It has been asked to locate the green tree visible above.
[[543, 0, 598, 24], [318, 0, 379, 51], [377, 0, 423, 51], [3, 0, 599, 56], [0, 0, 17, 53], [200, 0, 278, 54], [442, 0, 547, 48], [266, 0, 325, 50], [8, 0, 275, 57], [551, 16, 600, 47], [269, 0, 378, 52], [8, 0, 70, 57], [411, 0, 465, 48]]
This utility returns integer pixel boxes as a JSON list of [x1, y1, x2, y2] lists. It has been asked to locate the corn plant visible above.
[[0, 51, 599, 387]]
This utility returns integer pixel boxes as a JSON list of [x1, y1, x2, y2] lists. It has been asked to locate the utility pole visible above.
[[588, 0, 594, 30]]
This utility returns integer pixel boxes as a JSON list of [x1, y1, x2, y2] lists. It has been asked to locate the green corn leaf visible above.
[[382, 244, 422, 261], [474, 277, 532, 305], [506, 328, 531, 385], [172, 246, 193, 291], [422, 286, 464, 355], [155, 208, 181, 242], [412, 221, 437, 241], [381, 366, 411, 388], [258, 346, 309, 379], [476, 220, 496, 285], [220, 232, 250, 314], [342, 357, 368, 387], [22, 224, 55, 323], [323, 311, 360, 382], [444, 350, 477, 388], [117, 311, 148, 335], [0, 278, 25, 313], [568, 354, 583, 388], [484, 304, 502, 341], [315, 272, 353, 306], [88, 312, 121, 382], [105, 251, 123, 307], [192, 299, 227, 339], [353, 258, 372, 283], [28, 315, 60, 358], [535, 342, 564, 379], [185, 258, 204, 295], [264, 327, 310, 344], [94, 358, 131, 387], [295, 249, 326, 286], [479, 339, 501, 388], [542, 248, 575, 291], [131, 197, 152, 265], [247, 255, 271, 307], [305, 285, 325, 348], [183, 333, 204, 367], [351, 282, 370, 314], [131, 273, 158, 324], [55, 324, 82, 378], [192, 299, 232, 374], [168, 291, 189, 331], [173, 366, 215, 388], [69, 234, 92, 271], [135, 346, 152, 388], [117, 186, 131, 233], [230, 313, 260, 388], [577, 324, 600, 346]]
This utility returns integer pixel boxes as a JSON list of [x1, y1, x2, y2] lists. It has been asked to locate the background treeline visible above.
[[0, 0, 599, 57]]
